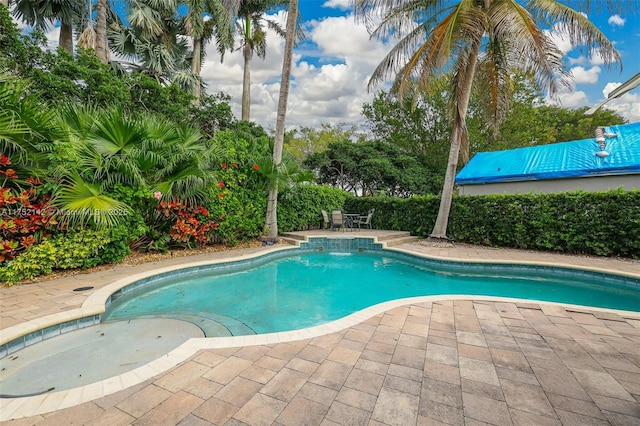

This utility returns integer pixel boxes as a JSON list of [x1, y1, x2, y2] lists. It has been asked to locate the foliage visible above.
[[345, 195, 440, 236], [345, 190, 640, 258], [204, 161, 267, 245], [304, 139, 443, 196], [156, 199, 222, 248], [447, 190, 640, 258], [285, 123, 362, 164], [28, 48, 130, 107], [203, 129, 271, 244], [362, 87, 451, 164], [0, 6, 48, 73], [0, 156, 59, 263], [537, 106, 626, 143], [277, 184, 351, 232], [0, 230, 113, 284], [0, 72, 60, 180]]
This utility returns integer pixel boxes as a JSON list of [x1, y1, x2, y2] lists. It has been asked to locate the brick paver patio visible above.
[[1, 233, 639, 425]]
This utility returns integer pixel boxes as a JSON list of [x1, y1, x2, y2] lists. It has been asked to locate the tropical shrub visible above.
[[0, 156, 59, 262], [0, 230, 113, 284], [205, 131, 271, 244]]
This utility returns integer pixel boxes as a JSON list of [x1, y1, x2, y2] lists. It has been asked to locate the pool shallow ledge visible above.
[[2, 237, 640, 420]]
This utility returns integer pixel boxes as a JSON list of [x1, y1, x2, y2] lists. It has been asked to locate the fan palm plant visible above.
[[108, 0, 193, 84], [0, 72, 60, 188], [10, 0, 83, 54], [353, 0, 628, 240], [52, 105, 221, 229]]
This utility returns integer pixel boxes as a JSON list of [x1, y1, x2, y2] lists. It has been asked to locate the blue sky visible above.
[[34, 0, 640, 130]]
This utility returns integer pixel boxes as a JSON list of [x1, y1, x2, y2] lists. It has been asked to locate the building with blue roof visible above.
[[455, 121, 640, 195]]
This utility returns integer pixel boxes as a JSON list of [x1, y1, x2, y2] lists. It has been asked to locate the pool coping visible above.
[[1, 236, 640, 420]]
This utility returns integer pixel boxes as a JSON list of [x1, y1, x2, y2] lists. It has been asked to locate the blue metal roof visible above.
[[455, 121, 640, 185]]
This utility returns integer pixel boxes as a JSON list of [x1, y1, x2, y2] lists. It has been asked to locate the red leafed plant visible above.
[[1, 155, 56, 262], [156, 199, 222, 247]]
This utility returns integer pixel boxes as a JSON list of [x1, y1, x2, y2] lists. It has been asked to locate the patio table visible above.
[[344, 214, 360, 230]]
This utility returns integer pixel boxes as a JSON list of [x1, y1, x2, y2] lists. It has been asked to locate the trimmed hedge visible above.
[[345, 189, 640, 258], [278, 184, 351, 232]]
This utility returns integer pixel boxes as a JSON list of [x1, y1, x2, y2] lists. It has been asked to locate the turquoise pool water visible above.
[[102, 251, 640, 336]]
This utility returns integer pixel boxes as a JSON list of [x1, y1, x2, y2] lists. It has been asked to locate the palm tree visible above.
[[94, 0, 109, 63], [264, 0, 296, 240], [235, 0, 288, 121], [354, 0, 626, 240], [76, 0, 108, 63], [11, 0, 82, 54], [108, 0, 191, 82], [183, 0, 234, 106]]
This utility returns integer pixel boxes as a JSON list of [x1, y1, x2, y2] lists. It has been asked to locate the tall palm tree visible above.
[[108, 0, 192, 83], [264, 0, 296, 240], [354, 0, 626, 240], [94, 0, 109, 63], [184, 0, 234, 105], [11, 0, 82, 54], [76, 0, 108, 63], [235, 0, 288, 121]]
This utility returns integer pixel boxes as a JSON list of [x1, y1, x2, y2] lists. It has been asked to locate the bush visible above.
[[278, 184, 351, 232], [346, 189, 640, 258], [0, 230, 112, 284]]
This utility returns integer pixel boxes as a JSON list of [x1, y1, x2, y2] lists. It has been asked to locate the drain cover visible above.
[[73, 286, 94, 292]]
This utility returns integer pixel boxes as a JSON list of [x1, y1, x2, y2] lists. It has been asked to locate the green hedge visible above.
[[277, 184, 351, 232], [345, 189, 640, 258]]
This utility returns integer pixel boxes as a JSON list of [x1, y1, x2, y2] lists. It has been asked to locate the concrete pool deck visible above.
[[1, 231, 640, 424]]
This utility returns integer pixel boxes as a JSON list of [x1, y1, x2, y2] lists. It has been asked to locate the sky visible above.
[[35, 0, 640, 131]]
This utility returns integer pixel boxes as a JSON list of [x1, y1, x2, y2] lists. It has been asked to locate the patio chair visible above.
[[321, 210, 330, 229], [355, 208, 375, 230], [330, 209, 344, 231]]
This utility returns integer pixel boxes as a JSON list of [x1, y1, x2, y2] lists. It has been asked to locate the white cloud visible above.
[[544, 23, 574, 54], [571, 66, 600, 84], [322, 0, 351, 10], [200, 12, 390, 129], [603, 82, 622, 98], [596, 82, 640, 122], [608, 15, 625, 27], [547, 89, 589, 109]]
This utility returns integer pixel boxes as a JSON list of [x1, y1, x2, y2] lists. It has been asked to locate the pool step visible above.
[[384, 235, 420, 247], [279, 231, 418, 248], [106, 312, 257, 337]]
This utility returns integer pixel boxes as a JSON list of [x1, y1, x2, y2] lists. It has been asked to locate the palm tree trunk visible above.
[[264, 0, 298, 240], [241, 41, 251, 121], [192, 37, 202, 107], [95, 0, 109, 63], [430, 39, 481, 240], [59, 20, 73, 54]]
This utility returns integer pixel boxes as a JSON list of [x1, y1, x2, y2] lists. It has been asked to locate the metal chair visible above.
[[321, 210, 330, 229], [330, 209, 344, 231], [355, 208, 375, 229]]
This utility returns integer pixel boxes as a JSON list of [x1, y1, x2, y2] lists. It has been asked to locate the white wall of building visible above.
[[458, 174, 640, 196]]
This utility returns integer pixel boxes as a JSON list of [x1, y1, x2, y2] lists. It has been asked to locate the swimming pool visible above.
[[102, 249, 640, 337]]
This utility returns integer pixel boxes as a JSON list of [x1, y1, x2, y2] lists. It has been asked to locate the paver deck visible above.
[[1, 232, 639, 425]]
